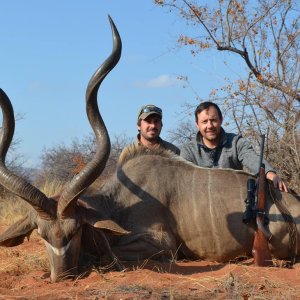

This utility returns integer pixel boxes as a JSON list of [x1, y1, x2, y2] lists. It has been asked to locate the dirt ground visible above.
[[0, 228, 300, 300]]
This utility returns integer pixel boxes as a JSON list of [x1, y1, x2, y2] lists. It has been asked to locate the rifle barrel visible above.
[[258, 134, 265, 175]]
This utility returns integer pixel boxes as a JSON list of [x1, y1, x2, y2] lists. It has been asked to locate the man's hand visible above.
[[266, 172, 289, 192]]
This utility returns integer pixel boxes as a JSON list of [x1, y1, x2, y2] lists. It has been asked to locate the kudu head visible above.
[[0, 16, 126, 282]]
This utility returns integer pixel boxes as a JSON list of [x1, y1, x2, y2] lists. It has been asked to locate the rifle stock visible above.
[[252, 163, 273, 266]]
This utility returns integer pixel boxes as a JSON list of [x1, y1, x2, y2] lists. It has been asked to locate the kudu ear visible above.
[[82, 210, 129, 235], [93, 220, 130, 235], [0, 216, 37, 247]]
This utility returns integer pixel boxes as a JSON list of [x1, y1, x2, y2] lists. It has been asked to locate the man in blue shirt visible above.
[[181, 101, 288, 192]]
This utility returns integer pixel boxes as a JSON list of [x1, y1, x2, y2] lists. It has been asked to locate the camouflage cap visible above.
[[137, 105, 162, 121]]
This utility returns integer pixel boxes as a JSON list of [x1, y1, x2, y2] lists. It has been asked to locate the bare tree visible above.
[[155, 0, 300, 101], [168, 119, 197, 145], [104, 133, 133, 176], [35, 133, 131, 189], [155, 0, 300, 191]]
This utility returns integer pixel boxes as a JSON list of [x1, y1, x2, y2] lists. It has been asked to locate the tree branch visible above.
[[217, 45, 300, 101]]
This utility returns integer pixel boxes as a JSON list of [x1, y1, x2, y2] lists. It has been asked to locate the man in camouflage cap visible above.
[[119, 104, 179, 161]]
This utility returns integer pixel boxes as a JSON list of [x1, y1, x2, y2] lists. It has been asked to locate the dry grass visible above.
[[0, 235, 49, 275], [39, 178, 65, 198], [0, 194, 31, 225], [0, 179, 65, 226]]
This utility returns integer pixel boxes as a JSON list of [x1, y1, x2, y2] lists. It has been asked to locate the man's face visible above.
[[196, 106, 222, 144], [138, 115, 162, 142]]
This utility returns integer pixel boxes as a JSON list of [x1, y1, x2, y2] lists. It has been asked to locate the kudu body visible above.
[[1, 17, 300, 282]]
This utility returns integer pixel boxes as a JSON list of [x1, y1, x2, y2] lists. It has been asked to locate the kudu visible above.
[[0, 16, 127, 282], [1, 16, 300, 283]]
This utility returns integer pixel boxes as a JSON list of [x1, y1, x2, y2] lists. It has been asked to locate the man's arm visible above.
[[236, 136, 288, 192]]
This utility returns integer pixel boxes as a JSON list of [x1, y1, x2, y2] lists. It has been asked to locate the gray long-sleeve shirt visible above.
[[180, 128, 275, 175]]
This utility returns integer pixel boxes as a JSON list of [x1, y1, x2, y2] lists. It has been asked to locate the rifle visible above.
[[252, 134, 273, 266]]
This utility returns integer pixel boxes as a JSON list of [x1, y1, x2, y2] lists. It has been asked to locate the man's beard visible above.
[[143, 130, 159, 142]]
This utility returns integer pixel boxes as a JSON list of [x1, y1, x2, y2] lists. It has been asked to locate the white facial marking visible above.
[[45, 239, 72, 256]]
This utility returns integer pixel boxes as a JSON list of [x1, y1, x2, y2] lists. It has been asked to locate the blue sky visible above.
[[0, 1, 241, 167]]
